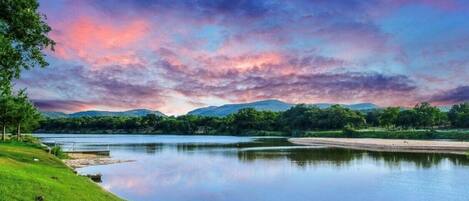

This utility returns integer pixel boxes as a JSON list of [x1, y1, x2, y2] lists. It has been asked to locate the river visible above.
[[35, 134, 469, 201]]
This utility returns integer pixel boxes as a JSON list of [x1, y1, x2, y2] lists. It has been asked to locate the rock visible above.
[[35, 195, 44, 201], [85, 174, 102, 183]]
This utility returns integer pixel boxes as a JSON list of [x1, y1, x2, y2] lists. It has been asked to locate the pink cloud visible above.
[[50, 16, 149, 68]]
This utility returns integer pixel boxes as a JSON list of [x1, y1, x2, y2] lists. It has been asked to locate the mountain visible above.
[[41, 109, 165, 118], [188, 99, 294, 117], [188, 100, 379, 117], [41, 111, 69, 119]]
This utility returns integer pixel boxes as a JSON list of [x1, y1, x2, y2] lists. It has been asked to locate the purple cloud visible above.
[[430, 86, 469, 105]]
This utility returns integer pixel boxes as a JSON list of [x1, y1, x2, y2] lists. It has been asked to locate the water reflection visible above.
[[237, 147, 469, 168], [35, 134, 469, 201]]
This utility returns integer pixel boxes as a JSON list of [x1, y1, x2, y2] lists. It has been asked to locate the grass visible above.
[[303, 129, 469, 140], [0, 140, 123, 201]]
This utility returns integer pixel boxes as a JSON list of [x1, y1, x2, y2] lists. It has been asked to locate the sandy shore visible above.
[[64, 153, 134, 169], [289, 138, 469, 154]]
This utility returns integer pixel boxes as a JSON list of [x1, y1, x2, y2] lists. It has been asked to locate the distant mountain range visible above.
[[41, 109, 165, 119], [188, 100, 294, 117], [41, 100, 381, 118], [187, 99, 379, 117]]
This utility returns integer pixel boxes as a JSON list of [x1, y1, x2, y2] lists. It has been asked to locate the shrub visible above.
[[51, 146, 67, 159], [343, 125, 358, 138]]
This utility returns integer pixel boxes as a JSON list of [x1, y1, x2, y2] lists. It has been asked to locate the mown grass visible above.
[[303, 129, 469, 140], [0, 141, 123, 201]]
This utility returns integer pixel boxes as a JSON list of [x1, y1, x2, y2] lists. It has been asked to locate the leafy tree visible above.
[[280, 104, 314, 131], [10, 90, 40, 139], [448, 103, 469, 128], [413, 102, 442, 128], [365, 109, 382, 127], [396, 109, 418, 129], [379, 107, 400, 128], [0, 0, 55, 86]]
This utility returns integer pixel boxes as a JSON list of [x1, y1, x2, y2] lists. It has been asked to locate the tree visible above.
[[0, 0, 55, 86], [230, 108, 260, 133], [379, 107, 400, 128], [366, 109, 382, 127], [0, 85, 14, 140], [280, 104, 313, 131], [397, 109, 418, 129], [413, 102, 442, 128], [10, 90, 40, 139], [448, 103, 469, 128]]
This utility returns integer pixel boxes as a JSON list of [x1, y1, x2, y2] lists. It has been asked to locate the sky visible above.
[[15, 0, 469, 115]]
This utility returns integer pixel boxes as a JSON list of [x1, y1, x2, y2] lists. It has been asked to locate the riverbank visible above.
[[289, 138, 469, 155], [0, 141, 123, 201], [65, 152, 134, 168], [35, 129, 469, 139]]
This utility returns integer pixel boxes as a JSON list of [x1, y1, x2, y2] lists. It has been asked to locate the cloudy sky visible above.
[[15, 0, 469, 115]]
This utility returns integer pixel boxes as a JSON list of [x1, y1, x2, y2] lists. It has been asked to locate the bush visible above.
[[343, 125, 358, 138], [51, 146, 67, 159]]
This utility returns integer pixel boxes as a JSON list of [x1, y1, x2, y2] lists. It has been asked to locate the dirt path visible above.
[[289, 138, 469, 155]]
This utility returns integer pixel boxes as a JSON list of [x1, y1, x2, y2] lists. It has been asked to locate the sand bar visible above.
[[289, 138, 469, 155]]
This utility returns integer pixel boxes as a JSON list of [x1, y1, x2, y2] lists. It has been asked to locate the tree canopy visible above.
[[0, 0, 55, 86], [0, 0, 54, 140]]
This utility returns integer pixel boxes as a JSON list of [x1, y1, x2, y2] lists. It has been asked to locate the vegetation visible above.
[[38, 102, 469, 139], [0, 0, 55, 87], [1, 86, 42, 141], [1, 0, 54, 141], [0, 139, 121, 201]]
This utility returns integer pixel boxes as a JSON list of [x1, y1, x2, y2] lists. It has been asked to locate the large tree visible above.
[[10, 90, 40, 139], [379, 107, 400, 128], [413, 102, 443, 128], [448, 103, 469, 128], [0, 0, 55, 86]]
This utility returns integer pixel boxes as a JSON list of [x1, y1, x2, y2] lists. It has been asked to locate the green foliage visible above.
[[38, 102, 468, 137], [448, 103, 469, 128], [343, 125, 358, 138], [0, 0, 52, 141], [413, 102, 446, 128], [0, 87, 41, 140], [379, 107, 400, 128], [50, 146, 67, 159], [304, 129, 469, 140], [0, 0, 55, 85]]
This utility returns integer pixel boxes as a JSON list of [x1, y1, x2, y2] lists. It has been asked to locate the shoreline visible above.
[[0, 142, 123, 201], [65, 153, 134, 169], [289, 138, 469, 155]]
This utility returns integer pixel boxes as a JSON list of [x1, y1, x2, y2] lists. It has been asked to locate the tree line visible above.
[[38, 102, 469, 136]]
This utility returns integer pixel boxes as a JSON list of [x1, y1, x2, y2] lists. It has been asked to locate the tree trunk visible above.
[[2, 124, 5, 141], [16, 124, 21, 140]]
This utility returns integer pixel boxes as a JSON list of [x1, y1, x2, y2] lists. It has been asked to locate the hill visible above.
[[41, 109, 165, 118], [188, 100, 379, 116], [188, 99, 293, 117]]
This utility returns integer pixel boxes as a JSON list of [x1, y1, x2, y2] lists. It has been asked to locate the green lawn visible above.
[[303, 129, 469, 140], [0, 141, 123, 201]]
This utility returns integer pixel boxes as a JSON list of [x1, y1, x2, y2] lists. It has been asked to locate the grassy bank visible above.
[[0, 140, 122, 201], [304, 129, 469, 140]]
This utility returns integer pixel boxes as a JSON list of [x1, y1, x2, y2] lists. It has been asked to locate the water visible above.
[[35, 134, 469, 201]]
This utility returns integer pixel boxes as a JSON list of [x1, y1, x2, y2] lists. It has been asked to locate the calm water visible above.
[[35, 134, 469, 201]]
